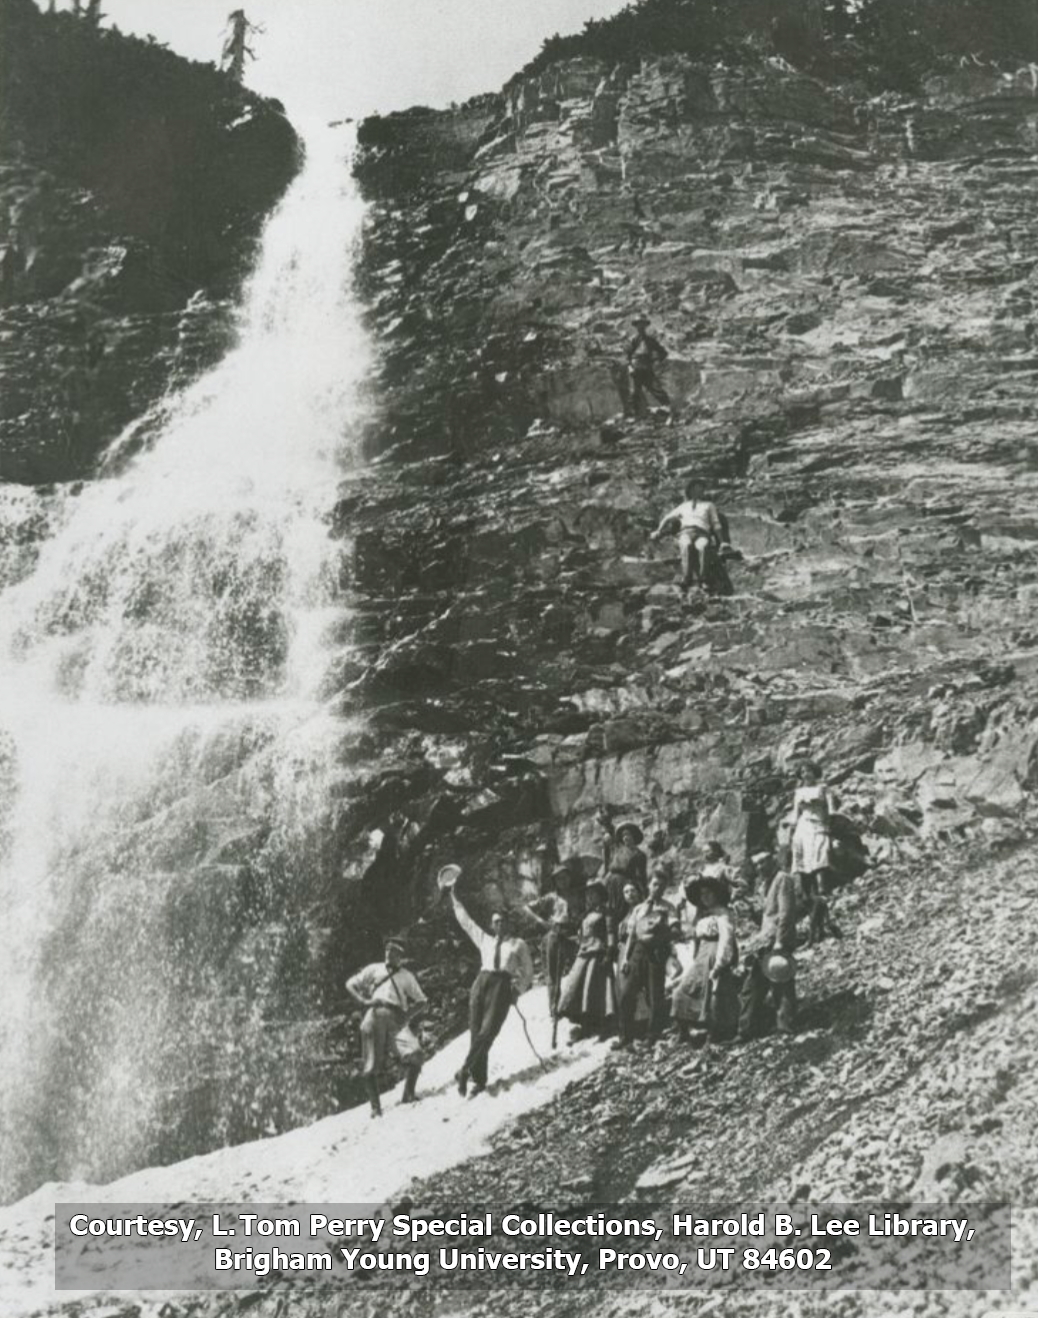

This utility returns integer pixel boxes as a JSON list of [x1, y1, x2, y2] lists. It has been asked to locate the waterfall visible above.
[[0, 124, 370, 1201]]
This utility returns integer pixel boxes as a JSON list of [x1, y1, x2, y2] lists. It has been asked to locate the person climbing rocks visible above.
[[525, 863, 583, 1046], [345, 938, 427, 1119], [598, 812, 648, 939], [671, 874, 740, 1043], [624, 315, 673, 421], [449, 884, 535, 1096], [557, 881, 618, 1041], [617, 870, 674, 1047], [738, 864, 798, 1041], [791, 761, 842, 947], [651, 479, 726, 593]]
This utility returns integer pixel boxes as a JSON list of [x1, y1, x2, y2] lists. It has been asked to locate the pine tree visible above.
[[222, 9, 262, 83]]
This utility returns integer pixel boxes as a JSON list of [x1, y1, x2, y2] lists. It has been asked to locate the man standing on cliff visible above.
[[625, 315, 673, 421], [446, 877, 535, 1096], [346, 939, 427, 1119]]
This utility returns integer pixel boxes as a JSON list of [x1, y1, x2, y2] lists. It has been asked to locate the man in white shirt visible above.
[[346, 939, 427, 1118], [651, 479, 725, 591], [451, 889, 535, 1096]]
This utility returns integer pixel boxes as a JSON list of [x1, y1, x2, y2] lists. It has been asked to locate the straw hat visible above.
[[762, 950, 796, 984]]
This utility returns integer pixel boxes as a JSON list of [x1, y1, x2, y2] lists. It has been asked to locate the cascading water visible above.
[[0, 124, 370, 1202]]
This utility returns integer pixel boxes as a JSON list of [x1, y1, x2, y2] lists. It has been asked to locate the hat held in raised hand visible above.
[[437, 864, 461, 892]]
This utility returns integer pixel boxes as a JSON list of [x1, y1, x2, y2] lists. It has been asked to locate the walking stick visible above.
[[513, 1000, 547, 1067]]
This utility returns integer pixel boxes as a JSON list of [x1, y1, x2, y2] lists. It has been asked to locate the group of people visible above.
[[347, 762, 842, 1117]]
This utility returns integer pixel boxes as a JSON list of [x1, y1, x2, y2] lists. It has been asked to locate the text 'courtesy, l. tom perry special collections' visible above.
[[54, 1204, 1010, 1292]]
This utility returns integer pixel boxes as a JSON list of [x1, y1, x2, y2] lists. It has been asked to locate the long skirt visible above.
[[792, 816, 830, 875], [671, 941, 739, 1039], [558, 952, 617, 1029]]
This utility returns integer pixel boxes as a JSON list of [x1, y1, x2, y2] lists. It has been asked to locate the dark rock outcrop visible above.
[[0, 0, 299, 482], [345, 48, 1038, 923]]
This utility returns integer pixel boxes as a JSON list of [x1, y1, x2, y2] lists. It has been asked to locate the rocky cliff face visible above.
[[0, 0, 298, 483], [9, 2, 1038, 1212], [343, 51, 1038, 922]]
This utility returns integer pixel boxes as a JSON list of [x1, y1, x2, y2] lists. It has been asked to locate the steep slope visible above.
[[0, 0, 298, 483], [331, 52, 1038, 935], [5, 12, 1038, 1314]]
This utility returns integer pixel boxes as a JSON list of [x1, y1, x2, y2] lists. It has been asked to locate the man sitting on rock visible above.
[[449, 883, 535, 1096], [346, 938, 427, 1119], [651, 479, 725, 592], [625, 315, 673, 421]]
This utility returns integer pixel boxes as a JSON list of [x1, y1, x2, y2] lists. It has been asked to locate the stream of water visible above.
[[0, 124, 369, 1201]]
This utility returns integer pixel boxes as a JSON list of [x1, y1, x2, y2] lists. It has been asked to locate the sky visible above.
[[59, 0, 633, 125]]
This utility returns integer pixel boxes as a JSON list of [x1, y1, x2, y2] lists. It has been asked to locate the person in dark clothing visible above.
[[738, 868, 798, 1040], [617, 871, 674, 1047], [625, 316, 673, 420], [599, 815, 648, 946], [526, 865, 583, 1039], [557, 882, 617, 1040], [450, 888, 535, 1095]]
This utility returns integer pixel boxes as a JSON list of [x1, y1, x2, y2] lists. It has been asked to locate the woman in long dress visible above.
[[671, 875, 739, 1042], [558, 882, 617, 1039], [791, 761, 838, 944], [526, 865, 583, 1029]]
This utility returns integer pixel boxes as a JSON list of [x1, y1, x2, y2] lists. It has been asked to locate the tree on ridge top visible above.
[[222, 8, 263, 84]]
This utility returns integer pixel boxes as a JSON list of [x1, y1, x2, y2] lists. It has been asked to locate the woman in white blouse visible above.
[[791, 761, 838, 945], [671, 874, 739, 1042]]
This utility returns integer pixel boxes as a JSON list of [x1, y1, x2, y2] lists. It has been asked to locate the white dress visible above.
[[792, 784, 832, 874]]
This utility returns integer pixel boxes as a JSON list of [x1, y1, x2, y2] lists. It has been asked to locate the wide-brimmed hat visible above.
[[684, 874, 732, 908], [632, 314, 651, 326], [384, 937, 407, 955], [762, 950, 796, 984], [615, 821, 644, 845]]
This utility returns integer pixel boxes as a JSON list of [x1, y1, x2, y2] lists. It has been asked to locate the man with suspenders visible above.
[[346, 939, 427, 1118]]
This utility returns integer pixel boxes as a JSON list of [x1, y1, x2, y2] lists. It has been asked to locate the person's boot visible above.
[[400, 1065, 420, 1105], [365, 1076, 382, 1119], [455, 1067, 468, 1097]]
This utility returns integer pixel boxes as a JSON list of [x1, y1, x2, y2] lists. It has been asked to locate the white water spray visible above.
[[0, 124, 369, 1200]]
